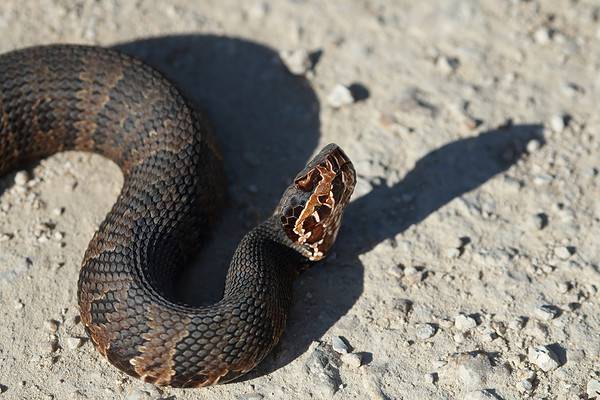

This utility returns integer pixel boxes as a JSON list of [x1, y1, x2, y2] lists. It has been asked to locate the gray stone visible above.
[[455, 314, 477, 331], [415, 323, 437, 340], [331, 336, 349, 354], [304, 345, 341, 397]]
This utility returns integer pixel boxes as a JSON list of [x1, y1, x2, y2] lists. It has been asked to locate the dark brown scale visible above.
[[0, 44, 355, 388]]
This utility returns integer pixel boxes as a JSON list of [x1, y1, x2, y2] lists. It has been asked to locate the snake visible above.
[[0, 44, 356, 388]]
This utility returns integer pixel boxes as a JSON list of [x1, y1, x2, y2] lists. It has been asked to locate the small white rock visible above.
[[554, 246, 573, 260], [534, 305, 559, 321], [550, 115, 565, 133], [528, 345, 560, 371], [14, 171, 30, 186], [423, 372, 436, 385], [445, 248, 461, 258], [327, 84, 354, 108], [415, 323, 437, 340], [436, 56, 459, 75], [454, 314, 477, 331], [331, 336, 349, 354], [587, 379, 600, 398], [45, 319, 60, 333], [65, 337, 84, 350], [280, 48, 312, 75], [533, 27, 551, 44], [526, 139, 542, 153]]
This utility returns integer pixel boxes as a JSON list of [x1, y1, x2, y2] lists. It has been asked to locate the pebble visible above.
[[454, 314, 477, 331], [519, 379, 534, 392], [554, 246, 574, 260], [341, 352, 362, 368], [533, 27, 551, 44], [14, 299, 24, 310], [304, 345, 341, 397], [331, 336, 350, 354], [464, 390, 496, 400], [403, 267, 425, 285], [530, 213, 547, 229], [52, 207, 64, 216], [65, 337, 84, 350], [528, 345, 560, 371], [423, 372, 436, 385], [279, 48, 312, 75], [534, 305, 559, 321], [45, 319, 60, 333], [557, 282, 570, 293], [587, 379, 600, 398], [125, 389, 153, 400], [14, 171, 30, 186], [508, 316, 526, 330], [327, 84, 354, 108], [550, 114, 566, 133], [526, 139, 542, 153], [436, 55, 460, 75], [445, 247, 461, 259], [415, 323, 437, 339]]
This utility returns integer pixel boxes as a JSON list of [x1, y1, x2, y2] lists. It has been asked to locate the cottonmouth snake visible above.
[[0, 45, 355, 388]]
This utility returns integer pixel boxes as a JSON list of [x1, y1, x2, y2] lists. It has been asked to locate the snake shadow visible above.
[[114, 35, 542, 380]]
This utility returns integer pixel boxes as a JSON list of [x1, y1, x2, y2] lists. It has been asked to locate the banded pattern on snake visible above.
[[0, 45, 355, 387]]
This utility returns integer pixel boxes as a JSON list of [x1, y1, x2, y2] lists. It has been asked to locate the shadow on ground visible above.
[[114, 35, 543, 379]]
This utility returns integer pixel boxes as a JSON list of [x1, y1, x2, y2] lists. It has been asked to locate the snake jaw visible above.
[[280, 144, 355, 260]]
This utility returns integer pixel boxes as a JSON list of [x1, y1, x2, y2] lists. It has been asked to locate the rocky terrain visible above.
[[0, 1, 599, 399]]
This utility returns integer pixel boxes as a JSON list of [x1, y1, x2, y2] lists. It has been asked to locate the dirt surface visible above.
[[0, 1, 599, 399]]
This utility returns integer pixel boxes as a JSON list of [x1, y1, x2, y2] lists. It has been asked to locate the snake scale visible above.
[[0, 45, 355, 388]]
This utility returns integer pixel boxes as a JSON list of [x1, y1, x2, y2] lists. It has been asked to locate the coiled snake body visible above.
[[0, 45, 355, 387]]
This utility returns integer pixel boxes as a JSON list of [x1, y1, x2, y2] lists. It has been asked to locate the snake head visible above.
[[279, 144, 356, 261]]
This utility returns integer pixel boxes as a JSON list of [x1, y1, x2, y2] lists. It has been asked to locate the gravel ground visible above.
[[0, 1, 599, 399]]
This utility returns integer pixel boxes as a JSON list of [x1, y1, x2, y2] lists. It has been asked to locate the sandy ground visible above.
[[0, 0, 599, 399]]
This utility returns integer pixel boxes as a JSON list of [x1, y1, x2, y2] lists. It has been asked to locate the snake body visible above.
[[0, 45, 355, 387]]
